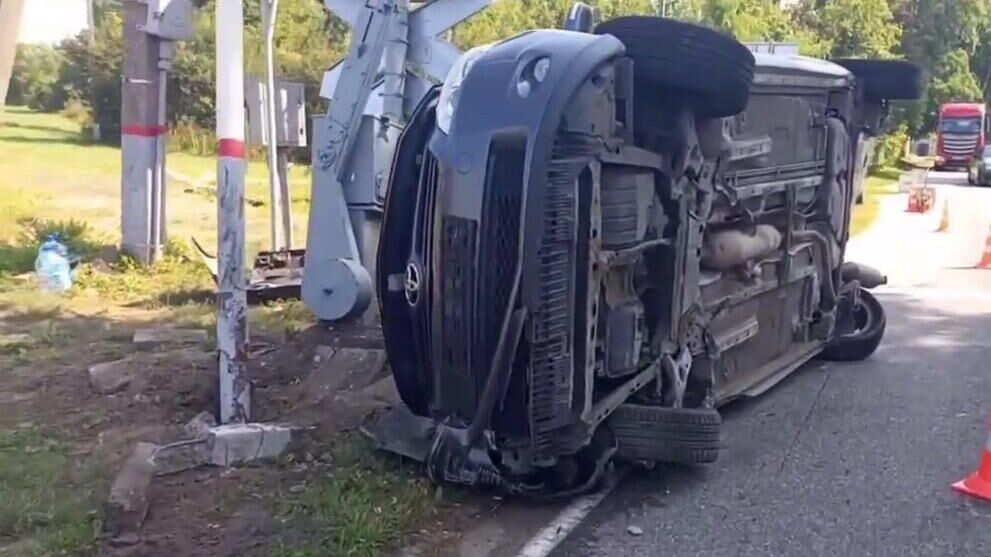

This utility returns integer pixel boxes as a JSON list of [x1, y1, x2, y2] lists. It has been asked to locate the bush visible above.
[[7, 44, 67, 112], [872, 123, 909, 171]]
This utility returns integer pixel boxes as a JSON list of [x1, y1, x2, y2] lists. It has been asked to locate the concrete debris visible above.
[[0, 333, 33, 347], [183, 411, 218, 439], [626, 525, 644, 536], [103, 442, 157, 537], [152, 439, 208, 476], [288, 483, 306, 494], [300, 347, 388, 405], [133, 328, 209, 350], [89, 359, 135, 394], [205, 423, 299, 467], [360, 375, 401, 404]]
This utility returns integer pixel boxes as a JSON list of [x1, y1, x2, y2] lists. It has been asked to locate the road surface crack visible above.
[[775, 369, 830, 479]]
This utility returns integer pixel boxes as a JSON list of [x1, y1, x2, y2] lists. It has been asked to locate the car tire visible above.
[[608, 404, 722, 464], [833, 59, 924, 101], [820, 289, 886, 362], [596, 16, 755, 118]]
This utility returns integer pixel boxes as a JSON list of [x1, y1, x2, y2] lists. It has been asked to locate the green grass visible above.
[[851, 168, 901, 237], [0, 428, 103, 557], [0, 106, 310, 261], [272, 438, 435, 557]]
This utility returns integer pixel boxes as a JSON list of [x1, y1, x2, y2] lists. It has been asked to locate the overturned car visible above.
[[370, 15, 923, 496]]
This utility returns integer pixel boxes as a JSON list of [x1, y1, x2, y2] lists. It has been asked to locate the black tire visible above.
[[596, 16, 755, 118], [820, 289, 886, 362], [834, 59, 924, 101], [608, 404, 722, 464]]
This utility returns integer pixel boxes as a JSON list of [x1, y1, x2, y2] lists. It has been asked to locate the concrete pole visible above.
[[121, 1, 166, 264], [0, 0, 27, 119], [216, 0, 250, 424], [261, 0, 286, 252]]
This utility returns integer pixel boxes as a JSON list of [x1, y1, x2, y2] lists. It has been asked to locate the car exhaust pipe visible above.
[[841, 262, 888, 289]]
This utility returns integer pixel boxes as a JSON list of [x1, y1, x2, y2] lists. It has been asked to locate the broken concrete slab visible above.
[[299, 347, 388, 405], [360, 375, 400, 405], [89, 359, 135, 394], [133, 328, 209, 350], [152, 439, 208, 476], [103, 442, 157, 537], [205, 423, 299, 467], [183, 411, 218, 439]]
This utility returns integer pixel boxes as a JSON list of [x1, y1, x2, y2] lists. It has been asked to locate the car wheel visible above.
[[595, 16, 755, 118], [820, 289, 886, 362], [834, 59, 924, 101], [608, 404, 722, 464]]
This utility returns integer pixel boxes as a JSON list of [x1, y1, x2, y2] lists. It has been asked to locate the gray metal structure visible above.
[[302, 0, 497, 322]]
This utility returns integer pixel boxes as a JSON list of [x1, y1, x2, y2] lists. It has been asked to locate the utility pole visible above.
[[120, 0, 193, 264], [216, 0, 250, 423], [0, 0, 27, 119], [120, 0, 166, 264]]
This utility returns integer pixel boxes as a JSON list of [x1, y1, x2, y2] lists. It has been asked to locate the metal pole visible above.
[[262, 0, 285, 252], [121, 0, 165, 264], [151, 50, 170, 263], [277, 147, 293, 247], [216, 0, 250, 424], [0, 0, 27, 119]]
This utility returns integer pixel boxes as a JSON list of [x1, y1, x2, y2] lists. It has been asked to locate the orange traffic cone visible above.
[[977, 227, 991, 269], [953, 416, 991, 502], [935, 198, 950, 232]]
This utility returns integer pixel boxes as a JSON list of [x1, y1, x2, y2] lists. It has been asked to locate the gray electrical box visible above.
[[140, 0, 196, 41], [245, 76, 308, 148]]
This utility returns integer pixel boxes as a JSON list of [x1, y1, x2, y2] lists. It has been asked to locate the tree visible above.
[[801, 0, 901, 59], [7, 44, 66, 111], [922, 49, 984, 130]]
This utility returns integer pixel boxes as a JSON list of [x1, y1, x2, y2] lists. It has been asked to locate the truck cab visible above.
[[936, 103, 988, 170]]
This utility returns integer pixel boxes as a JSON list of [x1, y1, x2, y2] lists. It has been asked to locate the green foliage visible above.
[[8, 0, 991, 146], [7, 45, 67, 112], [801, 0, 901, 58], [923, 49, 985, 129]]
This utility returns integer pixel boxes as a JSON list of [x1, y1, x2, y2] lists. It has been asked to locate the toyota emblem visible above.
[[404, 262, 421, 306]]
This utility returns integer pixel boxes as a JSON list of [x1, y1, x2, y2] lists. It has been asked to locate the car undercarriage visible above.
[[368, 15, 923, 497]]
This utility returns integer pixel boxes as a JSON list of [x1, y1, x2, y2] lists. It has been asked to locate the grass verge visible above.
[[0, 428, 103, 557], [271, 437, 436, 557], [851, 168, 901, 237]]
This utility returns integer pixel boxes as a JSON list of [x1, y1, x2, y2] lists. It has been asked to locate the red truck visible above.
[[935, 102, 988, 170]]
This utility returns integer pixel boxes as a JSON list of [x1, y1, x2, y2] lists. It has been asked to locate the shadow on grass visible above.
[[1, 121, 81, 136], [0, 134, 91, 147]]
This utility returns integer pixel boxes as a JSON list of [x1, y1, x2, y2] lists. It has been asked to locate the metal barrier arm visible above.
[[303, 0, 497, 322]]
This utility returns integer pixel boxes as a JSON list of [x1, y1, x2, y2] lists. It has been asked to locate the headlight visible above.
[[436, 44, 494, 135]]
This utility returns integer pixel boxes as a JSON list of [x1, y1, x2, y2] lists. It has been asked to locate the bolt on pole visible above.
[[216, 0, 250, 424]]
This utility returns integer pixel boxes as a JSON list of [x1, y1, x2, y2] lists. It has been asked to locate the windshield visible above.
[[941, 117, 982, 134]]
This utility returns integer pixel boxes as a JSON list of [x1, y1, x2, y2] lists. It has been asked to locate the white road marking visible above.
[[516, 469, 628, 557]]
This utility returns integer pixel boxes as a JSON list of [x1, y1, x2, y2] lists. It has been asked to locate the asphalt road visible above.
[[551, 171, 991, 557]]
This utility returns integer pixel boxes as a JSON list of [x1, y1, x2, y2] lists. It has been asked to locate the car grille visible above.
[[440, 215, 477, 388], [943, 133, 980, 156], [476, 139, 525, 397], [411, 152, 440, 376]]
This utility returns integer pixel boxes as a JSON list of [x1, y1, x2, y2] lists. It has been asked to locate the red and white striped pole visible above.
[[216, 0, 250, 424]]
